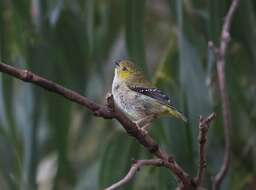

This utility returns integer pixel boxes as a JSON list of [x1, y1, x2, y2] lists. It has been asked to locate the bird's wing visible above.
[[128, 86, 176, 109], [128, 85, 187, 122]]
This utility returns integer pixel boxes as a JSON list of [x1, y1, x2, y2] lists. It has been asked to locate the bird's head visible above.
[[114, 60, 138, 81]]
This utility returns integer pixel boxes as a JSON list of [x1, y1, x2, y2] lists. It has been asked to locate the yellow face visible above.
[[115, 60, 137, 80]]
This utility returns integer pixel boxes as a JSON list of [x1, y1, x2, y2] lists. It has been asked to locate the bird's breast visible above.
[[112, 82, 162, 121]]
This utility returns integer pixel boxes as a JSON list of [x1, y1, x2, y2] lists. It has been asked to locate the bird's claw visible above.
[[134, 122, 148, 136], [140, 127, 148, 136]]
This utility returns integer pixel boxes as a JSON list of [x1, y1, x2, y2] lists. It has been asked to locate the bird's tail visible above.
[[167, 107, 187, 123]]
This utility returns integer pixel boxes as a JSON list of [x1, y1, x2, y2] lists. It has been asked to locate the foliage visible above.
[[0, 0, 256, 189]]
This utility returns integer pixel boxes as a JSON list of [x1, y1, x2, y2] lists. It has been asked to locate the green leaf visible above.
[[46, 94, 73, 188], [99, 132, 140, 189], [169, 0, 213, 176], [208, 0, 227, 44], [232, 0, 256, 65], [125, 0, 146, 72]]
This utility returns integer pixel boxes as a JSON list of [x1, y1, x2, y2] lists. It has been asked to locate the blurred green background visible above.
[[0, 0, 256, 189]]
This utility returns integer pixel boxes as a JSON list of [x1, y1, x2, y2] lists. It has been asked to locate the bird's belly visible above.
[[113, 87, 161, 121]]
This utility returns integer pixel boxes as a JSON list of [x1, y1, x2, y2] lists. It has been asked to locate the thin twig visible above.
[[105, 159, 163, 190], [0, 62, 192, 189], [212, 0, 241, 189], [194, 113, 216, 187]]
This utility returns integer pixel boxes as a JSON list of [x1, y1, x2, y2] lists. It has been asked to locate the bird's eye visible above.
[[122, 67, 128, 71]]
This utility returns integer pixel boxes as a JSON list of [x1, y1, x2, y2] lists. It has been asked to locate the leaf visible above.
[[166, 0, 213, 176], [46, 94, 74, 187], [208, 0, 227, 44], [125, 0, 146, 72], [99, 132, 140, 189], [51, 8, 89, 93], [232, 0, 256, 65]]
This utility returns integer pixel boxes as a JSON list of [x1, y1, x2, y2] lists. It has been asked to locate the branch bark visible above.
[[211, 0, 241, 189], [0, 62, 192, 189], [105, 159, 163, 190], [194, 113, 216, 187]]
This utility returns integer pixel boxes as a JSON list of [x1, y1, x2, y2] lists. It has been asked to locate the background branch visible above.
[[195, 113, 216, 187], [0, 62, 191, 189], [212, 0, 241, 189], [105, 159, 163, 190]]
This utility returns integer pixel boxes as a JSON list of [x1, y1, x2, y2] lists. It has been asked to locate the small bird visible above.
[[112, 60, 187, 131]]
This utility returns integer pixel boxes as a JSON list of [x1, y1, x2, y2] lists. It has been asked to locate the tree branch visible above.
[[105, 159, 163, 190], [194, 113, 216, 187], [211, 0, 241, 189], [0, 62, 192, 189]]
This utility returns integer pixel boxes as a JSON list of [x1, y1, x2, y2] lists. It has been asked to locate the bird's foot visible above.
[[135, 115, 156, 127], [140, 127, 148, 136], [140, 124, 151, 136], [134, 121, 149, 136]]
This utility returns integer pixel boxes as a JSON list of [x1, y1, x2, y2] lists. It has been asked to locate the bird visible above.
[[112, 59, 187, 131]]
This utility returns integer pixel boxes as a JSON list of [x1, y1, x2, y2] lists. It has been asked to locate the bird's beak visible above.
[[114, 61, 120, 68]]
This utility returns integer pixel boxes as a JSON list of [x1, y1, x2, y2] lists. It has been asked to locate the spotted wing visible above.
[[129, 86, 176, 109]]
